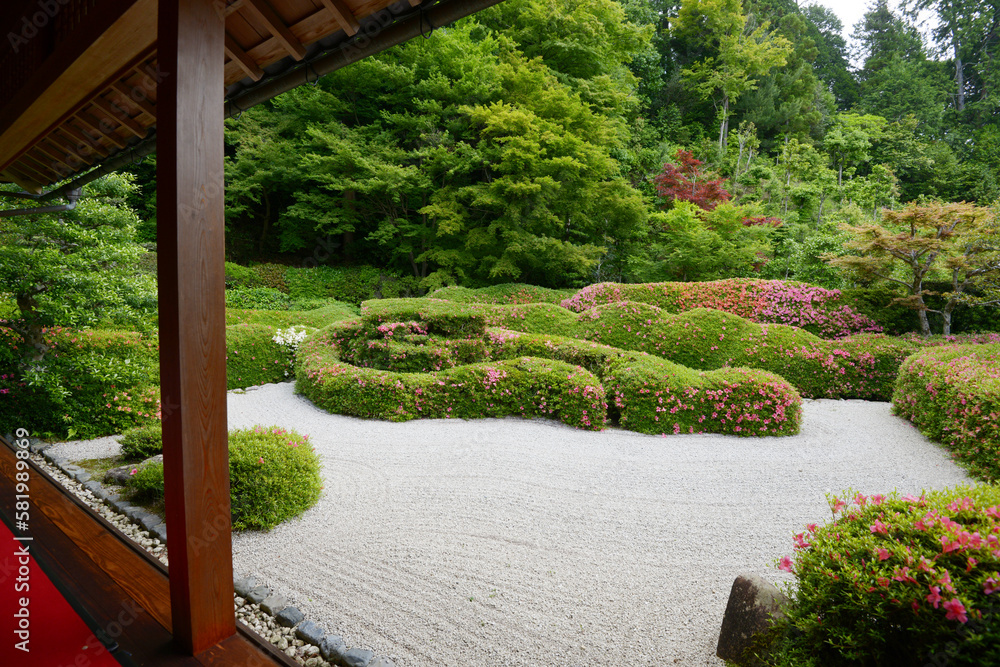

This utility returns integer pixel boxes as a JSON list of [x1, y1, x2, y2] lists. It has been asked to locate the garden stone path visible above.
[[221, 382, 971, 666]]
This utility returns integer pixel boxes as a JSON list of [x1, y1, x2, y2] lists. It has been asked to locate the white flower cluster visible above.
[[272, 326, 309, 351]]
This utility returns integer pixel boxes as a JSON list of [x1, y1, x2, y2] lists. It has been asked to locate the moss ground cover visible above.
[[561, 279, 882, 339], [428, 283, 576, 305], [771, 486, 1000, 666], [893, 344, 1000, 482], [575, 302, 917, 401]]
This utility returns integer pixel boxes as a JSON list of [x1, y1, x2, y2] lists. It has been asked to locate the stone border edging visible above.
[[9, 434, 396, 667]]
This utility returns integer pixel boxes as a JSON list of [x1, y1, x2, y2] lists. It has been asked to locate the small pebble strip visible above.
[[10, 435, 395, 667]]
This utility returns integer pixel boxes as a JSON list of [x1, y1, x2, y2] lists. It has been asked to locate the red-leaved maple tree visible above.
[[653, 150, 731, 211]]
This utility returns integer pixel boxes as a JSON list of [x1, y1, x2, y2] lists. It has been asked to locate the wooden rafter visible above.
[[9, 158, 54, 186], [90, 96, 148, 138], [241, 0, 307, 60], [5, 164, 44, 190], [111, 80, 157, 119], [71, 113, 126, 151], [20, 152, 63, 182], [320, 0, 360, 36], [225, 34, 265, 81], [49, 131, 98, 166], [35, 140, 76, 171]]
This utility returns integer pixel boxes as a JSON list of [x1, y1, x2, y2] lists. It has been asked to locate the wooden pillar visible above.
[[156, 0, 235, 655]]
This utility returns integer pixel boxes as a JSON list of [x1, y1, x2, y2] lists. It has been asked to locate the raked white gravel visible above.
[[51, 381, 973, 666]]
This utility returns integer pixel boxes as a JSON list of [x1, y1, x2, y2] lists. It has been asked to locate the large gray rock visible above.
[[149, 523, 168, 543], [717, 574, 788, 665], [339, 648, 375, 667], [369, 658, 396, 667], [104, 464, 135, 486]]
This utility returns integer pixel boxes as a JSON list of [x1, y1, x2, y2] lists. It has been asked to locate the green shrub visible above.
[[225, 261, 263, 289], [224, 287, 290, 310], [226, 324, 293, 389], [228, 426, 322, 530], [485, 303, 581, 337], [892, 344, 1000, 481], [0, 327, 160, 439], [362, 299, 488, 338], [119, 423, 163, 460], [125, 460, 165, 504], [249, 263, 290, 293], [429, 283, 574, 305], [576, 303, 917, 401], [123, 426, 323, 531], [772, 486, 1000, 666]]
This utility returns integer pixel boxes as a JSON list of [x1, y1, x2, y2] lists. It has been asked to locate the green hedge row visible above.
[[296, 305, 803, 436], [487, 329, 802, 436], [892, 344, 1000, 481], [226, 324, 295, 389], [428, 283, 575, 305], [297, 329, 607, 429], [575, 302, 918, 401]]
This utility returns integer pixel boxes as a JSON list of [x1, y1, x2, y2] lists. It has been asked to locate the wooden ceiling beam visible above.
[[49, 132, 97, 167], [319, 0, 360, 36], [225, 34, 265, 81], [224, 0, 245, 16], [4, 165, 46, 193], [241, 0, 307, 61], [71, 113, 127, 151], [10, 158, 56, 187], [90, 97, 148, 139], [20, 152, 64, 182], [110, 81, 157, 120]]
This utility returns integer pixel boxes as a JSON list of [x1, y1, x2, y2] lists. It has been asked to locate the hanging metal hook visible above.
[[306, 60, 321, 86], [230, 98, 244, 120], [419, 5, 435, 39]]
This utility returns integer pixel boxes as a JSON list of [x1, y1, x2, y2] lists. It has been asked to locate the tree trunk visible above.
[[718, 96, 729, 154], [15, 294, 47, 361], [917, 307, 932, 337], [954, 32, 965, 112]]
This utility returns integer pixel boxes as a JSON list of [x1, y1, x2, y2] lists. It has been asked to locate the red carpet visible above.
[[0, 518, 123, 667]]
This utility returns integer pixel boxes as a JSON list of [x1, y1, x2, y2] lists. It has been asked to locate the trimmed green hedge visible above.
[[892, 344, 1000, 481], [487, 329, 801, 436], [224, 287, 291, 310], [296, 303, 803, 437], [225, 302, 357, 328], [119, 423, 162, 461], [562, 279, 882, 339], [297, 331, 607, 429], [576, 303, 917, 401], [287, 265, 419, 304], [226, 324, 293, 389], [428, 283, 575, 305], [771, 486, 1000, 666]]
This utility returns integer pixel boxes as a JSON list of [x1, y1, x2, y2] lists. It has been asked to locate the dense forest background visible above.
[[126, 0, 1000, 292]]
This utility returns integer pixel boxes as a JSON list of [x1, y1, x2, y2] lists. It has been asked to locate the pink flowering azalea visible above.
[[877, 548, 890, 561], [943, 598, 968, 623], [258, 457, 264, 464], [778, 556, 793, 572], [926, 586, 942, 609], [871, 494, 886, 506], [870, 520, 889, 535], [985, 575, 1000, 595], [831, 497, 847, 514], [129, 468, 138, 476]]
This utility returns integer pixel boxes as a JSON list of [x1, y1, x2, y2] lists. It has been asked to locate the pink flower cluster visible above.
[[561, 279, 881, 339]]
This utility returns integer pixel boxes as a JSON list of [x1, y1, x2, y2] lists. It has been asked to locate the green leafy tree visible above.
[[674, 0, 792, 153], [0, 173, 153, 361], [802, 4, 857, 110], [828, 201, 1000, 335]]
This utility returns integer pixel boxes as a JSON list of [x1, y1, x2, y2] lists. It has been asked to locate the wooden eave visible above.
[[0, 0, 407, 193]]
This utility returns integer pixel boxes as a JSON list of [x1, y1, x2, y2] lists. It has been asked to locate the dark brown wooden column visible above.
[[156, 0, 235, 655]]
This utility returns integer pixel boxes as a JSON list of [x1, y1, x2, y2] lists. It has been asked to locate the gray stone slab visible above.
[[234, 575, 257, 598], [139, 513, 162, 532], [275, 606, 304, 628], [368, 658, 396, 667], [82, 480, 104, 495], [319, 635, 347, 662], [149, 523, 167, 543], [260, 593, 287, 616], [72, 469, 91, 483], [295, 619, 325, 646], [28, 438, 50, 454], [339, 648, 374, 667], [246, 585, 270, 605]]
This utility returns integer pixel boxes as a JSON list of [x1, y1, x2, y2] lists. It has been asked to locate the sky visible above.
[[802, 0, 939, 64]]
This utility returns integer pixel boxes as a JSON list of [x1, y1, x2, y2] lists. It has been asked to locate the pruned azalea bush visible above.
[[561, 278, 882, 339], [769, 487, 1000, 666], [429, 283, 575, 305], [119, 423, 163, 461], [893, 344, 1000, 481], [124, 426, 322, 531], [294, 299, 803, 436], [576, 302, 916, 401]]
